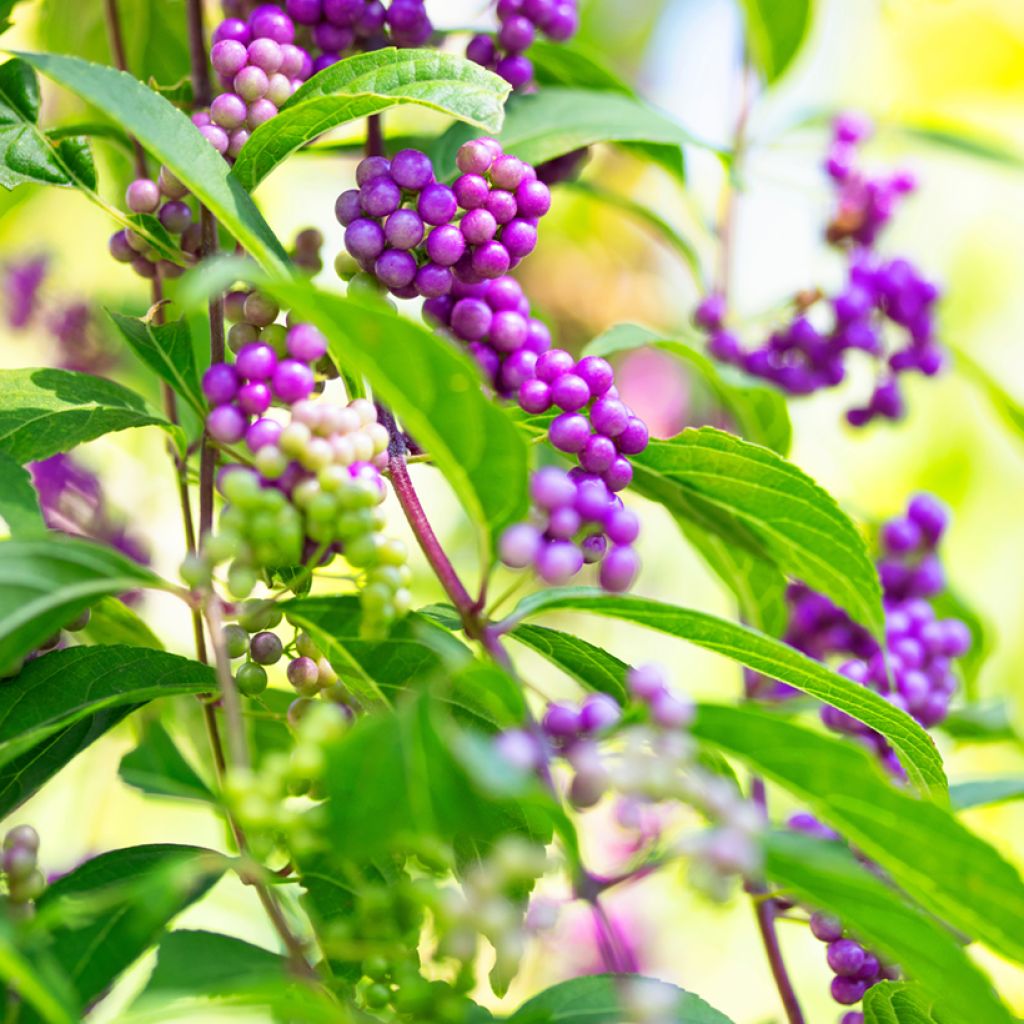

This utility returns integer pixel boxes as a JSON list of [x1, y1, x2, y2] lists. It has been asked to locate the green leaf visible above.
[[739, 0, 813, 84], [233, 48, 510, 191], [509, 588, 945, 793], [0, 367, 180, 464], [0, 644, 213, 770], [107, 311, 205, 418], [430, 88, 719, 183], [34, 845, 225, 1010], [506, 975, 735, 1023], [895, 123, 1024, 171], [14, 51, 290, 273], [77, 596, 164, 650], [322, 692, 554, 863], [0, 918, 77, 1024], [0, 59, 93, 191], [692, 703, 1024, 969], [281, 594, 473, 708], [584, 325, 791, 455], [863, 982, 942, 1024], [119, 720, 212, 802], [950, 777, 1024, 811], [528, 40, 634, 95], [765, 832, 1013, 1024], [631, 428, 884, 636], [0, 536, 169, 669], [510, 623, 629, 703], [0, 1, 30, 35], [0, 450, 43, 535], [953, 347, 1024, 444], [141, 930, 286, 997], [930, 587, 988, 695], [266, 281, 531, 552]]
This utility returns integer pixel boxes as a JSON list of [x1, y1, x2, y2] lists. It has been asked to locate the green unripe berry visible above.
[[360, 583, 392, 615], [180, 552, 212, 588], [345, 533, 381, 569], [379, 538, 408, 567], [235, 661, 268, 697], [10, 869, 45, 902], [218, 506, 249, 536], [227, 562, 257, 599], [295, 633, 320, 659], [238, 601, 283, 632], [280, 422, 312, 459], [64, 608, 91, 632], [260, 322, 288, 356], [334, 250, 359, 279], [227, 321, 259, 352], [307, 493, 338, 522], [255, 445, 288, 480], [363, 955, 391, 982], [364, 983, 392, 1010], [223, 624, 250, 659], [204, 530, 242, 564], [221, 469, 262, 508], [243, 291, 279, 327]]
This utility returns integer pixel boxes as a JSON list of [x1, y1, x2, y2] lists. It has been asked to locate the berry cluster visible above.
[[750, 494, 969, 775], [336, 139, 551, 298], [1, 826, 44, 918], [498, 467, 640, 591], [108, 171, 198, 280], [467, 0, 580, 90], [696, 115, 943, 426], [206, 7, 314, 158], [809, 911, 899, 1020], [0, 608, 92, 680]]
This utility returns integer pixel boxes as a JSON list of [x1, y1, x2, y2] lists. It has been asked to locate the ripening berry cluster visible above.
[[499, 467, 641, 591], [1, 826, 44, 917], [108, 170, 198, 280], [467, 0, 580, 90], [696, 114, 943, 427], [809, 912, 899, 1019], [336, 139, 551, 297], [749, 494, 970, 776]]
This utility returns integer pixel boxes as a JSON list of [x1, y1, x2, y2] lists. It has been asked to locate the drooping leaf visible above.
[[509, 588, 945, 793], [234, 48, 510, 190], [14, 51, 290, 273], [739, 0, 813, 84], [765, 832, 1013, 1024], [77, 596, 164, 650], [0, 367, 180, 464], [107, 311, 205, 418], [506, 974, 735, 1023], [34, 845, 225, 1010], [949, 777, 1024, 811], [863, 982, 943, 1024], [0, 645, 213, 770], [266, 280, 531, 552], [119, 720, 212, 802], [631, 428, 883, 636], [430, 88, 719, 183], [0, 450, 44, 535], [693, 703, 1024, 968], [583, 325, 791, 454]]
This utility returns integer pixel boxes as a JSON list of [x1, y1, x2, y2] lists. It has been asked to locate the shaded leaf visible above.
[[740, 0, 813, 84], [940, 700, 1017, 744], [0, 450, 44, 535], [528, 40, 633, 95], [509, 588, 945, 793], [119, 721, 212, 802], [766, 832, 1012, 1024], [510, 623, 628, 702], [0, 536, 168, 669], [0, 367, 179, 464], [693, 703, 1024, 969], [863, 982, 942, 1024], [234, 48, 510, 190], [949, 777, 1024, 812], [0, 918, 77, 1024], [77, 596, 164, 650], [141, 930, 286, 996]]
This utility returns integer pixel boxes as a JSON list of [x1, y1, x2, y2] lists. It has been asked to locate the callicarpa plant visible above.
[[0, 0, 1022, 1022]]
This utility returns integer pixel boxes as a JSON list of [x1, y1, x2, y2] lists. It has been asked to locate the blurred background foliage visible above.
[[3, 0, 1024, 1020]]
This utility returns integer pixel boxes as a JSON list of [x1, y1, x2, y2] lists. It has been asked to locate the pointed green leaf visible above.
[[0, 367, 180, 464], [0, 536, 170, 669], [0, 450, 43, 535], [107, 312, 205, 418], [0, 918, 77, 1024], [119, 721, 212, 802], [510, 623, 629, 702], [765, 832, 1013, 1024], [509, 588, 945, 793], [863, 982, 943, 1024], [13, 51, 289, 273], [692, 703, 1024, 969], [234, 48, 510, 190], [950, 777, 1024, 811], [740, 0, 813, 84], [142, 930, 286, 997], [77, 596, 164, 650]]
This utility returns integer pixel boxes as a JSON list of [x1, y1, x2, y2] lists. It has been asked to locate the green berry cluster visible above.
[[2, 826, 44, 919]]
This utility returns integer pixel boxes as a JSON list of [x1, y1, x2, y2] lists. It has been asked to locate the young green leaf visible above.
[[528, 40, 634, 95], [508, 588, 945, 793], [0, 367, 180, 464], [77, 595, 164, 649], [631, 428, 884, 636], [739, 0, 813, 84], [0, 644, 214, 770], [0, 918, 78, 1024], [0, 450, 43, 535], [693, 704, 1024, 969], [233, 48, 510, 190], [950, 777, 1024, 811], [863, 982, 942, 1024], [0, 536, 170, 669], [119, 720, 212, 802], [583, 325, 792, 455], [13, 51, 290, 273], [430, 88, 719, 183], [265, 280, 530, 552], [765, 832, 1014, 1024], [510, 623, 629, 702], [107, 311, 205, 418], [35, 845, 226, 1010], [506, 975, 735, 1023]]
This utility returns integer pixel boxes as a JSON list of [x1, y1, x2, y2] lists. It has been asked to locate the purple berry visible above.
[[599, 545, 639, 592], [500, 523, 542, 568], [550, 372, 590, 411], [335, 189, 362, 226], [360, 177, 402, 218], [418, 183, 458, 225], [616, 417, 649, 455], [543, 701, 581, 738], [461, 208, 498, 245], [287, 323, 327, 362], [426, 225, 466, 267], [575, 356, 614, 396], [345, 218, 386, 262], [454, 173, 490, 210], [451, 298, 492, 341], [390, 148, 434, 191], [356, 155, 391, 185], [375, 249, 418, 290], [536, 540, 584, 585], [501, 219, 538, 259], [515, 178, 552, 218], [237, 381, 271, 416], [827, 940, 867, 978], [590, 396, 629, 437], [580, 693, 621, 733], [536, 348, 574, 383], [549, 412, 590, 453], [207, 404, 247, 444], [414, 263, 453, 298], [531, 466, 576, 509], [202, 363, 240, 405], [211, 39, 249, 76], [236, 342, 278, 380], [246, 417, 282, 451], [126, 179, 160, 214], [272, 359, 314, 403], [519, 378, 552, 413]]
